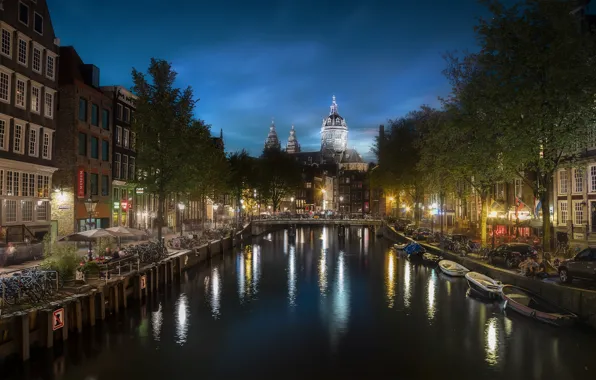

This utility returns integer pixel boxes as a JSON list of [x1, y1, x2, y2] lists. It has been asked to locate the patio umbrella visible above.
[[58, 228, 125, 242], [105, 226, 147, 236]]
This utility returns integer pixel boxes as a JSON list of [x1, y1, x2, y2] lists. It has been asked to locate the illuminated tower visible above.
[[320, 95, 348, 159], [286, 125, 301, 154], [264, 118, 281, 150]]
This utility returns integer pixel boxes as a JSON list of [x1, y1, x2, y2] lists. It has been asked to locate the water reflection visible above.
[[403, 259, 412, 308], [175, 293, 189, 345], [330, 251, 350, 349], [385, 251, 396, 308], [207, 267, 222, 318], [252, 244, 261, 294], [485, 317, 499, 366], [151, 303, 163, 342], [319, 248, 328, 295], [363, 227, 369, 253], [321, 227, 329, 250], [288, 245, 297, 306], [427, 270, 437, 321], [284, 230, 288, 254], [237, 253, 245, 302]]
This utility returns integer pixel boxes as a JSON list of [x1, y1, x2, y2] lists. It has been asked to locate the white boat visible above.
[[393, 243, 409, 250], [465, 272, 502, 300], [438, 260, 469, 277]]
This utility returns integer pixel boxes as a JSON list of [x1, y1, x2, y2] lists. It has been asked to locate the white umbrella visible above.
[[58, 228, 124, 242], [105, 226, 147, 236]]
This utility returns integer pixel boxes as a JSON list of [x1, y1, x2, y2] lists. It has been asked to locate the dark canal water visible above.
[[3, 226, 596, 379]]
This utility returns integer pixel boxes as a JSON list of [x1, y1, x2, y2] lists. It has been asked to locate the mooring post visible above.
[[88, 294, 96, 326], [18, 313, 30, 361], [75, 301, 83, 334]]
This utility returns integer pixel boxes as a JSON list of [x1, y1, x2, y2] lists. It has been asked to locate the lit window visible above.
[[15, 78, 26, 108], [116, 126, 122, 146], [31, 85, 40, 113], [574, 201, 584, 225], [573, 169, 583, 193]]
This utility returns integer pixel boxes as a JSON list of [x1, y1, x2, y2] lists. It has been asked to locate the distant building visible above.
[[286, 125, 300, 154], [264, 119, 280, 150]]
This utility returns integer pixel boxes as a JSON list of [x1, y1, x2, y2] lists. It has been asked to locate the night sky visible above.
[[49, 0, 490, 160]]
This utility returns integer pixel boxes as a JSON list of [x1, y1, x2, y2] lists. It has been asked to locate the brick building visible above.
[[51, 46, 112, 235], [0, 0, 59, 240]]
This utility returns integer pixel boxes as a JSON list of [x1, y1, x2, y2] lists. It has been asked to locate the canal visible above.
[[3, 226, 596, 379]]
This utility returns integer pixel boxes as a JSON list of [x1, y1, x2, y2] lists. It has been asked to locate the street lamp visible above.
[[83, 197, 98, 260], [213, 204, 219, 229], [178, 203, 185, 236], [290, 197, 294, 215]]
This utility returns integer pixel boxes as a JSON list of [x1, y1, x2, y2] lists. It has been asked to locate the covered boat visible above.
[[438, 260, 469, 277], [501, 285, 577, 327], [422, 253, 442, 263], [465, 272, 502, 300]]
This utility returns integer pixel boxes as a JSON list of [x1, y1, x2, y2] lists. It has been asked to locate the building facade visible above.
[[52, 46, 112, 235], [0, 0, 59, 240]]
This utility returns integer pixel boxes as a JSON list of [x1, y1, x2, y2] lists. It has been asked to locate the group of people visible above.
[[86, 246, 126, 261], [519, 256, 549, 279], [0, 242, 16, 267]]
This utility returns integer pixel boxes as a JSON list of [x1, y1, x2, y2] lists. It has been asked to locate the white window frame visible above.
[[0, 65, 13, 104], [116, 125, 122, 146], [0, 113, 10, 151], [46, 51, 56, 81], [590, 165, 596, 194], [559, 200, 568, 225], [123, 128, 129, 148], [114, 153, 121, 179], [16, 33, 30, 67], [31, 42, 42, 74], [18, 2, 29, 26], [558, 169, 568, 195], [33, 11, 43, 35], [14, 73, 28, 109], [30, 81, 41, 113], [573, 168, 584, 194], [117, 104, 123, 120], [0, 22, 15, 59], [28, 124, 41, 157], [514, 178, 523, 198], [13, 118, 25, 154], [44, 88, 55, 118], [573, 200, 585, 226], [42, 129, 53, 159], [124, 107, 130, 122]]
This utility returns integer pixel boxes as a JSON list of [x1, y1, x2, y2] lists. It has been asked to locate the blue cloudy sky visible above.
[[48, 0, 492, 160]]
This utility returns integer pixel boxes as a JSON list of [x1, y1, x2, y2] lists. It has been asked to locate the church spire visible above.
[[264, 118, 281, 150], [329, 95, 338, 115], [287, 124, 301, 154]]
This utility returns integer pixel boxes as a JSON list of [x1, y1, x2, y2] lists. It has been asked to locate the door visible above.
[[591, 202, 596, 232]]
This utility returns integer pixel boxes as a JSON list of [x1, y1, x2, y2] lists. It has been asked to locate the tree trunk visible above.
[[480, 191, 488, 247], [541, 178, 552, 255], [156, 191, 166, 242]]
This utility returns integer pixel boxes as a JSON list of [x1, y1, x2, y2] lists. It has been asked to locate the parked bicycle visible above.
[[0, 269, 59, 306]]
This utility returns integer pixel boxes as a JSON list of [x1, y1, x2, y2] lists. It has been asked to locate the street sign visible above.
[[140, 275, 147, 290], [53, 308, 65, 331]]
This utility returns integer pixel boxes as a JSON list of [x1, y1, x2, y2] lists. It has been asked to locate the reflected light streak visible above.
[[385, 251, 396, 308], [330, 251, 350, 350], [427, 271, 436, 321], [299, 228, 305, 244], [403, 260, 412, 308], [485, 318, 499, 366], [151, 303, 163, 342], [210, 267, 222, 319], [318, 248, 328, 295], [284, 230, 288, 254], [363, 227, 369, 254], [237, 253, 245, 302], [321, 227, 329, 250], [175, 293, 189, 345], [252, 244, 261, 295], [288, 245, 297, 306], [504, 317, 513, 337]]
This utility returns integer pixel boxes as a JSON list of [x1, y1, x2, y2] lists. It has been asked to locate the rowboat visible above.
[[438, 260, 469, 277], [465, 272, 502, 300], [422, 252, 442, 263], [501, 285, 577, 327]]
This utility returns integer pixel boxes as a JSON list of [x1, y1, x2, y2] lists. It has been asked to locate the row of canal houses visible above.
[[0, 1, 216, 243]]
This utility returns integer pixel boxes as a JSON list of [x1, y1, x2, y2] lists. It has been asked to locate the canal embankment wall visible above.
[[0, 223, 256, 361], [381, 224, 596, 329]]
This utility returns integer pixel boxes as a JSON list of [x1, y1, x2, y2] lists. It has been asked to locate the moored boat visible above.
[[438, 260, 469, 277], [465, 272, 502, 300], [501, 285, 577, 327], [422, 252, 442, 263], [393, 243, 409, 250]]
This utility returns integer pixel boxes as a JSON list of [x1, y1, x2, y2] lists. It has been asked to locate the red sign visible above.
[[53, 308, 65, 331], [121, 201, 128, 210], [77, 169, 85, 198]]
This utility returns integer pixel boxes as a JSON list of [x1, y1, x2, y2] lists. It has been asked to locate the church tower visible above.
[[264, 118, 281, 150], [320, 95, 348, 159], [286, 125, 301, 154]]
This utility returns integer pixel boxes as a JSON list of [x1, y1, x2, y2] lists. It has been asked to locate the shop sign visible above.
[[136, 188, 144, 194], [53, 308, 65, 331], [77, 169, 85, 198], [121, 201, 128, 210], [113, 202, 120, 209], [117, 88, 136, 107]]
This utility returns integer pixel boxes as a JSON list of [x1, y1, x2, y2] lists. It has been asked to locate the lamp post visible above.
[[290, 197, 294, 215], [240, 199, 244, 225], [84, 197, 98, 260], [339, 196, 344, 218], [178, 203, 185, 236], [321, 189, 327, 213], [213, 204, 219, 229]]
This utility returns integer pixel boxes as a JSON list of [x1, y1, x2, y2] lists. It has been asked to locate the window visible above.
[[78, 98, 87, 121], [90, 173, 98, 195], [17, 37, 27, 66], [1, 27, 12, 57], [29, 127, 38, 156], [13, 123, 24, 153], [6, 200, 16, 222], [13, 172, 19, 196], [91, 103, 99, 126], [44, 91, 54, 118], [42, 131, 51, 159], [116, 126, 122, 146], [114, 153, 121, 179], [495, 182, 505, 199], [7, 171, 14, 195], [37, 201, 48, 221], [21, 173, 30, 196], [46, 55, 55, 80], [124, 107, 130, 123], [591, 166, 596, 193], [574, 201, 584, 225], [123, 129, 129, 148], [573, 169, 583, 193], [78, 132, 87, 156], [131, 132, 136, 150], [101, 175, 109, 196], [514, 178, 523, 198], [306, 182, 312, 189], [101, 140, 109, 162], [0, 117, 8, 151], [117, 104, 123, 120], [34, 12, 43, 35], [90, 136, 99, 159], [32, 46, 41, 73], [129, 157, 135, 180], [19, 2, 29, 25], [31, 85, 40, 113], [22, 200, 33, 222], [559, 170, 568, 195], [122, 155, 129, 180], [15, 78, 26, 108], [102, 109, 109, 130], [0, 70, 11, 102]]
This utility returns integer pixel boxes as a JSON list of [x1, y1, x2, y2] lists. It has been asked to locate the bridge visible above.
[[250, 218, 383, 236]]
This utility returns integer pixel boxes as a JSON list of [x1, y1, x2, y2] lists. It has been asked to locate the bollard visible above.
[[17, 313, 30, 361], [43, 310, 53, 348], [75, 301, 83, 333], [98, 291, 106, 320], [120, 282, 128, 309], [88, 294, 96, 326]]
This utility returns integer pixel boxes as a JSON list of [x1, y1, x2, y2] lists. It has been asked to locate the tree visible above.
[[228, 150, 256, 222], [132, 58, 197, 241], [472, 0, 596, 250], [257, 148, 302, 212]]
